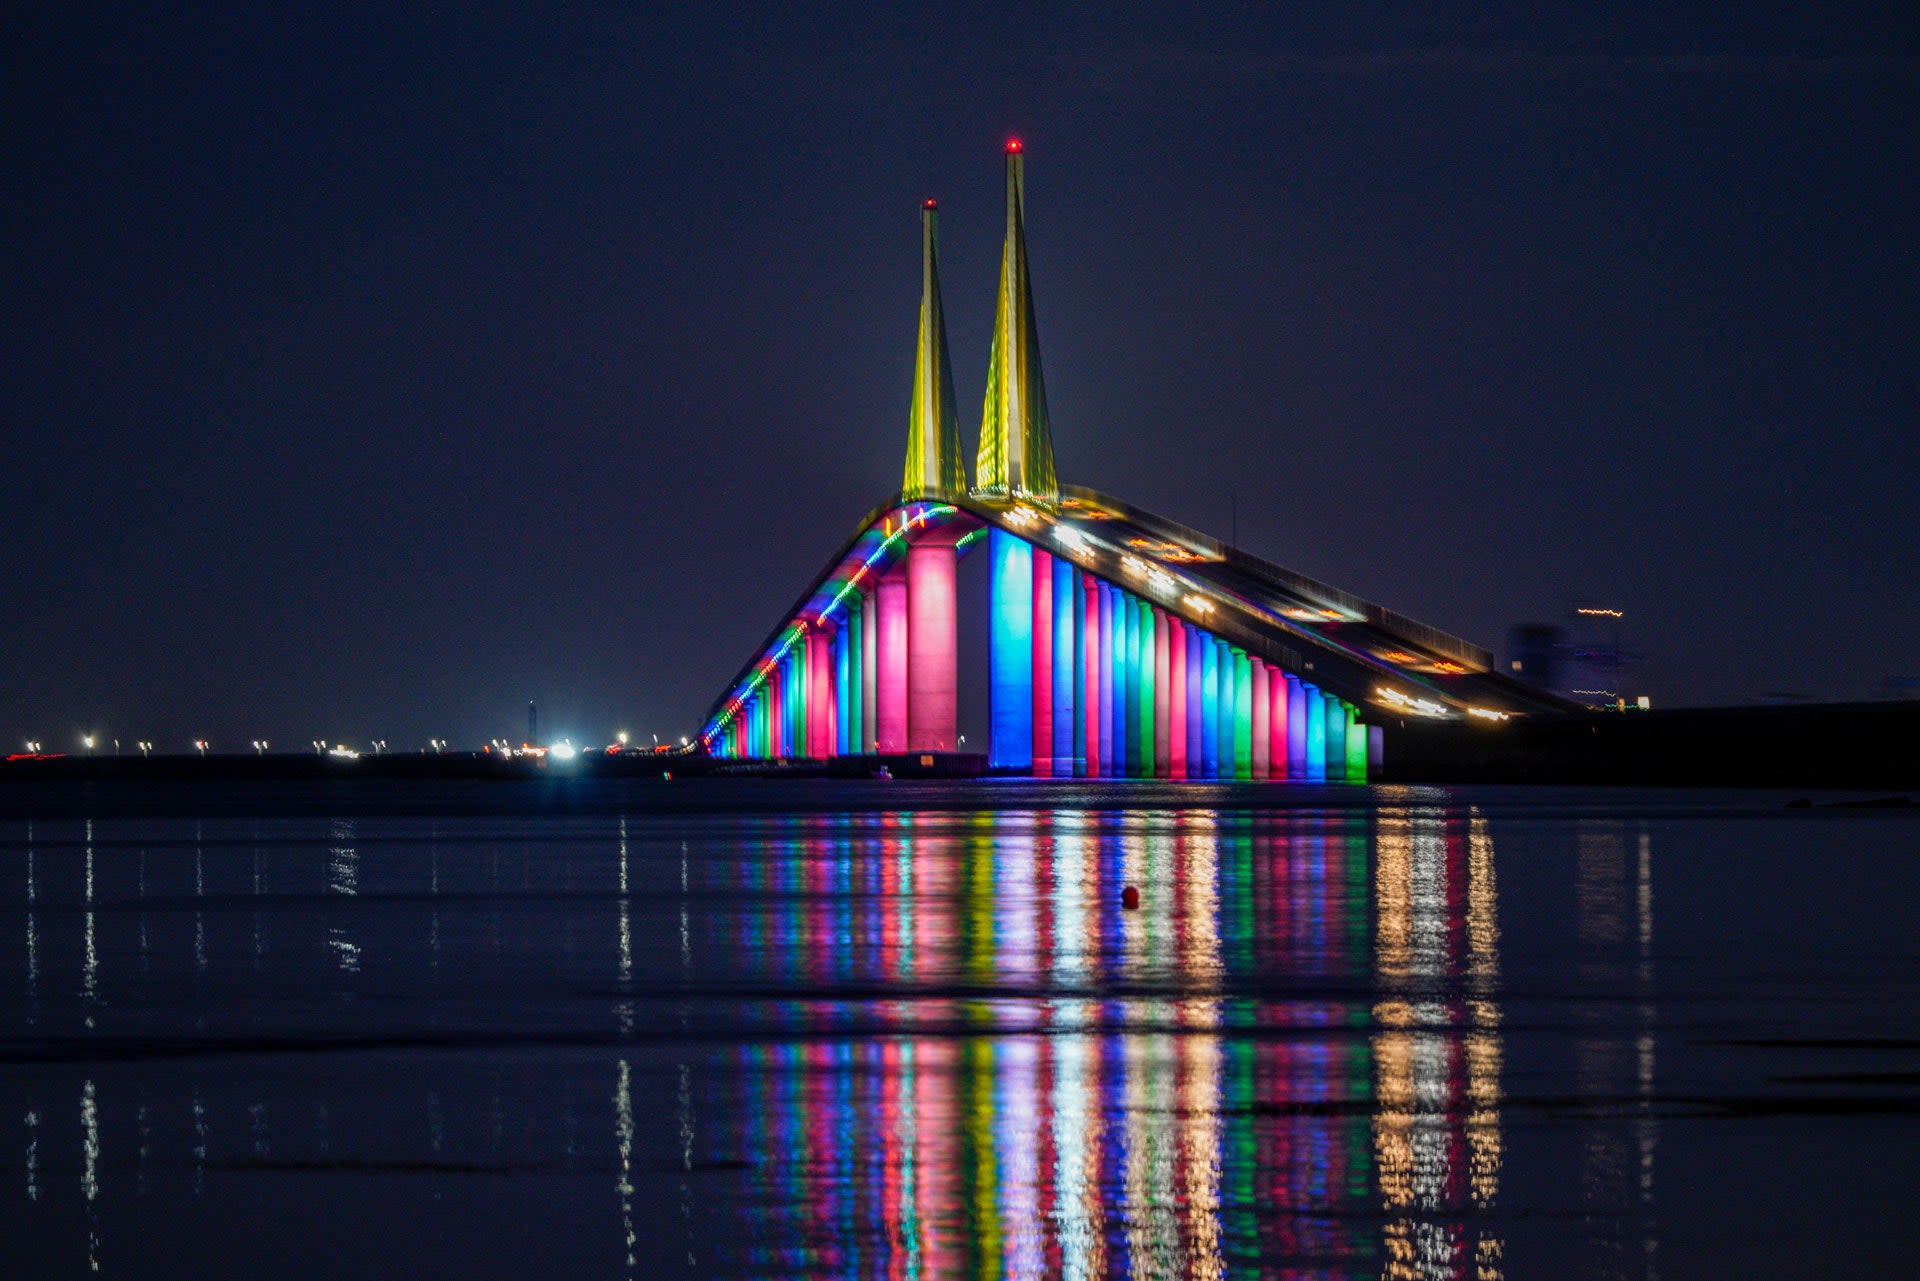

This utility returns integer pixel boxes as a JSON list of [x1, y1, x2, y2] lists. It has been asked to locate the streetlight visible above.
[[194, 740, 208, 756], [83, 735, 95, 756]]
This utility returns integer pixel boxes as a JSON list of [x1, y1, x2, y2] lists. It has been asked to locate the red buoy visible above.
[[1121, 885, 1140, 910]]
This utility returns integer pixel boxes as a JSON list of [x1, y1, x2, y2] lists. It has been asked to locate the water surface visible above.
[[3, 781, 1917, 1277]]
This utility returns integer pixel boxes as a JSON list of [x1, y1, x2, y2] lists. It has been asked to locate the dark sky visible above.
[[5, 5, 1917, 752]]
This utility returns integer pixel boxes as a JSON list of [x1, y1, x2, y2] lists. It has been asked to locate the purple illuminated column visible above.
[[907, 533, 961, 753], [876, 565, 909, 753], [1250, 658, 1270, 779], [1032, 548, 1053, 776], [1286, 673, 1307, 776]]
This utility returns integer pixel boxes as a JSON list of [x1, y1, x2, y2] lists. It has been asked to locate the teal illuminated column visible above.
[[834, 620, 850, 756], [1053, 555, 1076, 776], [988, 527, 1033, 770], [860, 592, 877, 753], [876, 567, 909, 753], [1031, 548, 1053, 776], [1250, 658, 1270, 779], [844, 594, 863, 754], [1233, 649, 1252, 781], [1216, 640, 1236, 779], [908, 531, 962, 753]]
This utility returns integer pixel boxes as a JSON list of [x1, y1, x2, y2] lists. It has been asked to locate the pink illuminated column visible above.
[[907, 531, 963, 752], [1032, 549, 1053, 776], [1083, 571, 1102, 778], [1250, 658, 1271, 779], [808, 625, 832, 759], [1169, 621, 1188, 779], [1152, 608, 1171, 778], [1270, 669, 1289, 779], [876, 565, 909, 753]]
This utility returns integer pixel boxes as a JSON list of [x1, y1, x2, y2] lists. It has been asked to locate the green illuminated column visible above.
[[1233, 649, 1253, 781], [1345, 705, 1368, 783]]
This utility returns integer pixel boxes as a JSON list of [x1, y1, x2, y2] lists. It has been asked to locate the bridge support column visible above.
[[1325, 693, 1348, 781], [843, 597, 861, 754], [1200, 636, 1219, 779], [861, 592, 877, 754], [834, 622, 850, 757], [1250, 658, 1270, 779], [988, 527, 1033, 770], [1218, 641, 1238, 779], [1138, 600, 1156, 778], [1346, 706, 1369, 782], [809, 625, 834, 759], [908, 536, 960, 753], [1053, 554, 1076, 777], [1096, 581, 1114, 776], [1186, 624, 1203, 778], [1168, 620, 1188, 779], [876, 567, 909, 753], [1124, 597, 1143, 776], [1152, 608, 1170, 778], [1270, 669, 1290, 780], [1090, 576, 1105, 775], [1303, 683, 1325, 781], [1286, 674, 1307, 777], [1233, 649, 1253, 780], [1031, 548, 1053, 775]]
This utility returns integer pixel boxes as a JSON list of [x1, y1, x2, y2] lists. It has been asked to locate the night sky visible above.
[[5, 6, 1916, 752]]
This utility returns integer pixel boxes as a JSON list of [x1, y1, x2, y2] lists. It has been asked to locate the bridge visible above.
[[697, 142, 1573, 780]]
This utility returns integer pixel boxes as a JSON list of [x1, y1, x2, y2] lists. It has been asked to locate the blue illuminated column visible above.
[[988, 527, 1034, 770], [1303, 682, 1326, 781], [1286, 673, 1307, 777], [1053, 554, 1075, 776], [1200, 634, 1220, 779], [1185, 623, 1203, 776], [1216, 640, 1236, 779]]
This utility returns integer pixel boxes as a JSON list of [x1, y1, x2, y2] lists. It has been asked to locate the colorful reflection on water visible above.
[[682, 805, 1506, 1279], [4, 795, 1694, 1279]]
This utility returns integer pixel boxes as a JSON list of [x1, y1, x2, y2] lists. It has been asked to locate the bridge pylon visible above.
[[903, 200, 966, 498], [974, 139, 1058, 503]]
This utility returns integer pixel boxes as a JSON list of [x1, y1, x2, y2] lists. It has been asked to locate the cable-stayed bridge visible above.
[[698, 142, 1572, 780]]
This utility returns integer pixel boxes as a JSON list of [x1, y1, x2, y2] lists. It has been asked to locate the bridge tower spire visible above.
[[975, 139, 1058, 502], [902, 199, 965, 497]]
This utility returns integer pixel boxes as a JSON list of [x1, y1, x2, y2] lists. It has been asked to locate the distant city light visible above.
[[550, 741, 577, 761], [617, 731, 630, 745], [1576, 607, 1624, 618], [1466, 707, 1510, 722]]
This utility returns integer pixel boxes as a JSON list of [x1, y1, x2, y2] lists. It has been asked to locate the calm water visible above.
[[2, 781, 1917, 1278]]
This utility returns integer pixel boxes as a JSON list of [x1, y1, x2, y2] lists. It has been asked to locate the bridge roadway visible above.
[[700, 483, 1574, 759]]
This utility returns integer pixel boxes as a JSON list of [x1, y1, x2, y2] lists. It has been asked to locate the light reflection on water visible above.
[[0, 794, 1711, 1278]]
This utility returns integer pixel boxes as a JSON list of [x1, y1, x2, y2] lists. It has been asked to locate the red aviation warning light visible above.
[[1006, 138, 1023, 154], [923, 198, 938, 209]]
